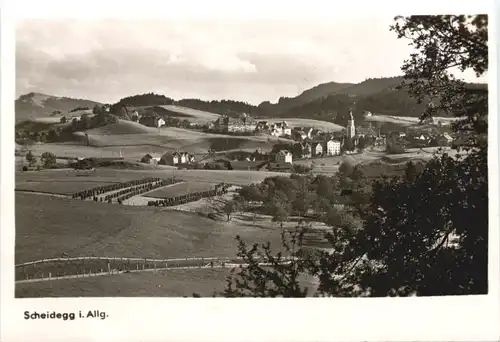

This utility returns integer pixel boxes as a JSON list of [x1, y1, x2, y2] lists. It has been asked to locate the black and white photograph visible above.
[[10, 11, 491, 300], [2, 0, 499, 341]]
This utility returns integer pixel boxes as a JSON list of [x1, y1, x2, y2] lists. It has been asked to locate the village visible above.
[[134, 109, 456, 172]]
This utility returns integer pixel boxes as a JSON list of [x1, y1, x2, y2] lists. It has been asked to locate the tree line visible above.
[[71, 177, 175, 200], [147, 184, 231, 207]]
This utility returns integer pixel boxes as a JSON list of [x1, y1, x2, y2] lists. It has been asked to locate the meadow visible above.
[[15, 192, 284, 264], [364, 114, 463, 126], [146, 181, 216, 199], [159, 105, 221, 123], [16, 169, 288, 195], [269, 118, 345, 131], [22, 120, 293, 161], [15, 267, 320, 297]]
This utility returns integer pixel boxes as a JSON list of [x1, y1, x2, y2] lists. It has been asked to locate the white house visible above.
[[275, 150, 293, 164], [311, 142, 323, 157], [156, 117, 166, 128], [325, 140, 341, 156], [179, 152, 190, 164], [131, 111, 140, 122], [270, 121, 291, 137], [139, 114, 166, 128]]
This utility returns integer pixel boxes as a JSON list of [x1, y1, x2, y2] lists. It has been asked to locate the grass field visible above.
[[15, 180, 119, 195], [16, 169, 287, 194], [146, 181, 216, 199], [131, 105, 221, 124], [268, 118, 345, 131], [15, 267, 320, 297], [365, 114, 463, 127], [15, 192, 285, 264], [24, 120, 292, 160], [160, 105, 221, 123]]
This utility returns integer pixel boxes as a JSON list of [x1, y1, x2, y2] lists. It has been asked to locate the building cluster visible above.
[[141, 151, 196, 166], [210, 113, 257, 133], [387, 130, 454, 150]]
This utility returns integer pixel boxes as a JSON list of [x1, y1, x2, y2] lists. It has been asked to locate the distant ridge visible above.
[[15, 92, 102, 122]]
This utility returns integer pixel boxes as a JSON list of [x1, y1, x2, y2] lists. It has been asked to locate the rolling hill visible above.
[[15, 92, 102, 122]]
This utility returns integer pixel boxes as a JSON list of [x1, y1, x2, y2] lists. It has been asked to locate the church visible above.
[[343, 110, 378, 150]]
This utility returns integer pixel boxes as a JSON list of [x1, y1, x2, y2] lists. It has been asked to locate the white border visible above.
[[1, 0, 499, 341]]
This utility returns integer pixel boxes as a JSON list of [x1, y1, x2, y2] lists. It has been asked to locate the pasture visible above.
[[365, 114, 463, 127], [160, 105, 221, 123], [15, 192, 285, 264], [16, 169, 288, 195], [146, 181, 216, 199], [15, 267, 319, 297], [24, 121, 292, 160], [131, 105, 221, 124], [266, 118, 345, 131]]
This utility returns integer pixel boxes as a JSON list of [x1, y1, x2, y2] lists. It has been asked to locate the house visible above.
[[311, 142, 323, 157], [356, 126, 378, 138], [255, 121, 269, 131], [131, 111, 140, 122], [160, 152, 180, 166], [299, 142, 312, 158], [434, 133, 454, 146], [442, 132, 454, 144], [275, 150, 293, 164], [270, 121, 292, 137], [139, 114, 165, 128], [212, 113, 257, 133], [408, 132, 432, 147], [325, 139, 341, 156], [179, 152, 189, 164], [292, 129, 308, 141], [252, 149, 269, 161], [141, 153, 161, 164], [309, 129, 322, 139], [160, 151, 195, 165]]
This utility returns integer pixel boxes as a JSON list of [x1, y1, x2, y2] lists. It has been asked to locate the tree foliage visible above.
[[40, 152, 56, 169], [223, 230, 310, 297], [25, 150, 37, 167], [391, 15, 488, 150], [222, 15, 488, 298]]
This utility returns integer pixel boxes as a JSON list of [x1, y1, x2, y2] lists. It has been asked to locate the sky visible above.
[[15, 17, 483, 105]]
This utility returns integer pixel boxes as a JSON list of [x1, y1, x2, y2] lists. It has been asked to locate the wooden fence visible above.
[[15, 257, 295, 284]]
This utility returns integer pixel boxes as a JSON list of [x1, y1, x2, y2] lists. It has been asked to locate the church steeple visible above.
[[347, 110, 355, 139]]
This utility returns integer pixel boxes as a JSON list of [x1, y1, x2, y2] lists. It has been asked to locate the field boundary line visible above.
[[15, 261, 294, 284], [15, 255, 297, 268], [14, 189, 71, 198]]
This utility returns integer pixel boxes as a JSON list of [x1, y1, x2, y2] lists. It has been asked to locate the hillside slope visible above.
[[258, 81, 355, 114], [16, 92, 102, 122]]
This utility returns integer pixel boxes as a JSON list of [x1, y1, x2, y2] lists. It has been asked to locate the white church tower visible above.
[[347, 110, 356, 139]]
